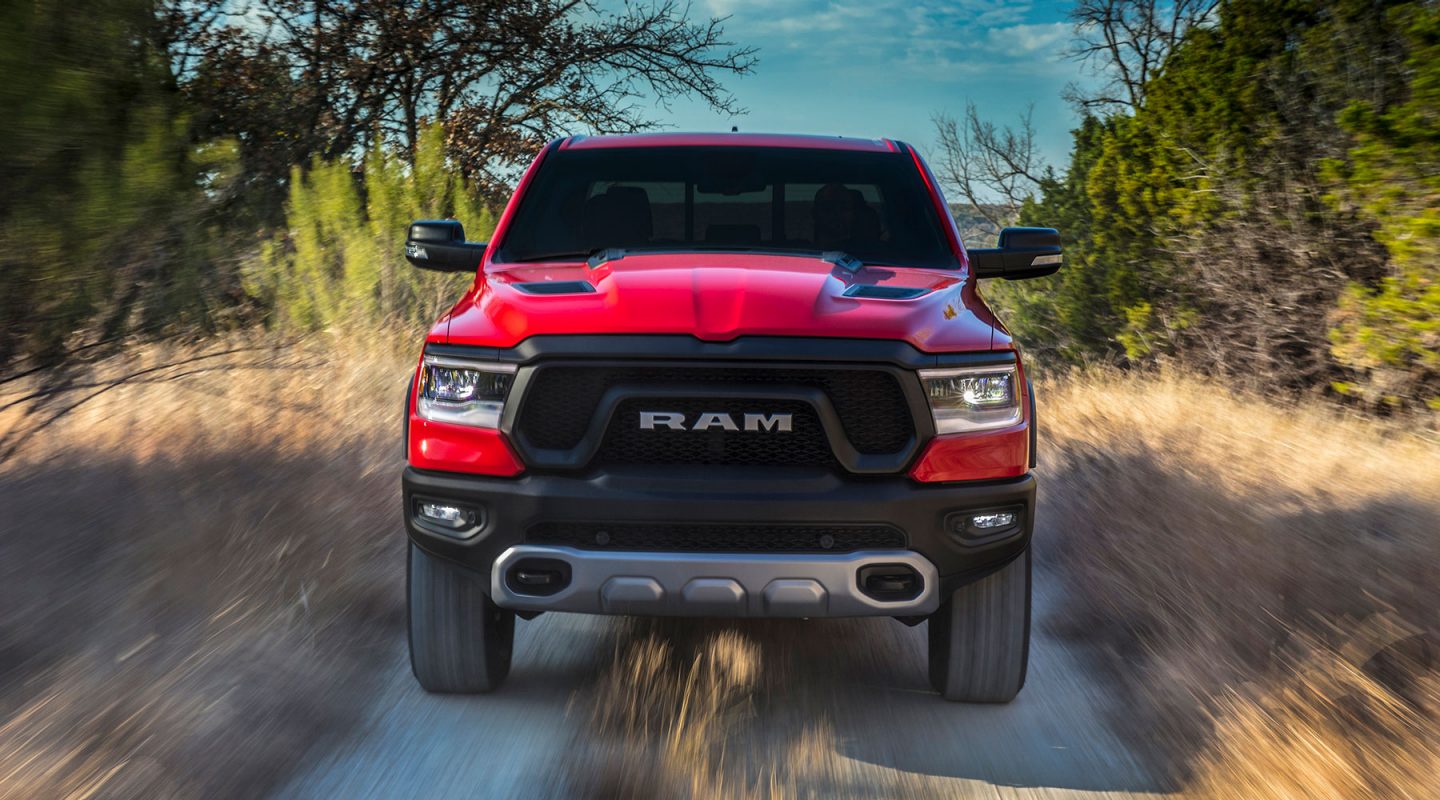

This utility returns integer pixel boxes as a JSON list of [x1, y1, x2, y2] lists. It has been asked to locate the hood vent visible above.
[[513, 281, 596, 295], [842, 284, 929, 300]]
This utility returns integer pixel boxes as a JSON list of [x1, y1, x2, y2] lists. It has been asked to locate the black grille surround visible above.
[[518, 365, 911, 453], [507, 360, 927, 474], [527, 521, 907, 553]]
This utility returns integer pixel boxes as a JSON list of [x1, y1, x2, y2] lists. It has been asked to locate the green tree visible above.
[[0, 0, 227, 365], [987, 117, 1109, 363], [1327, 4, 1440, 408], [172, 0, 756, 207], [1002, 0, 1417, 401], [252, 125, 492, 330]]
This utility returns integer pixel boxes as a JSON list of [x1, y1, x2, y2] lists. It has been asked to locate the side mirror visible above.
[[405, 220, 487, 272], [968, 227, 1062, 280]]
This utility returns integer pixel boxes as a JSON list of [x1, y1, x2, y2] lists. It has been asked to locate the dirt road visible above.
[[279, 561, 1165, 799]]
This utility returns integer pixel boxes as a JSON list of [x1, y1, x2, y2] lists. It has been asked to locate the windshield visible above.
[[494, 146, 958, 268]]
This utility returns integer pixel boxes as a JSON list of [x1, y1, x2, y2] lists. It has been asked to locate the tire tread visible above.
[[407, 542, 514, 693], [928, 548, 1031, 703]]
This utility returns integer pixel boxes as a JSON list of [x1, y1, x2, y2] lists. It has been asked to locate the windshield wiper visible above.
[[822, 251, 864, 273], [586, 248, 625, 268], [508, 248, 625, 268]]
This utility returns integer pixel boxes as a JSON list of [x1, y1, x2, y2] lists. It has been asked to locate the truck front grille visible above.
[[526, 521, 906, 553], [513, 364, 915, 470]]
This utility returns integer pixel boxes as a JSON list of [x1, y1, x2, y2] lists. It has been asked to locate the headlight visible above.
[[416, 356, 515, 428], [918, 364, 1022, 434]]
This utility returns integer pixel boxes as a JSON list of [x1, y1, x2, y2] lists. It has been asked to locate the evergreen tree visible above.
[[252, 125, 493, 330], [0, 0, 226, 364], [1326, 4, 1440, 407], [1002, 0, 1434, 407]]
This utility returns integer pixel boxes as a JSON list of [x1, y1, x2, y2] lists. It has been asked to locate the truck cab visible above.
[[401, 133, 1061, 702]]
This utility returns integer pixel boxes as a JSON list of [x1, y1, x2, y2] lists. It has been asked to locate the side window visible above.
[[578, 181, 682, 248], [786, 183, 889, 250], [694, 186, 772, 245], [784, 184, 821, 243]]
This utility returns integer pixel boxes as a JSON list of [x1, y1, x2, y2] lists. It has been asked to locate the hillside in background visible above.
[[948, 204, 1007, 245]]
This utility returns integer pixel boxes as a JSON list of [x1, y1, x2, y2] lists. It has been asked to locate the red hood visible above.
[[434, 252, 1007, 352]]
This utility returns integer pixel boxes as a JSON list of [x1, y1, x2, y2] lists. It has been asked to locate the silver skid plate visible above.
[[490, 545, 939, 617]]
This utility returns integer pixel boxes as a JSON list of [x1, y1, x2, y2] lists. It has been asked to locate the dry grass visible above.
[[1039, 368, 1440, 797], [0, 331, 414, 799], [1189, 648, 1440, 800], [569, 627, 770, 799], [564, 621, 953, 800]]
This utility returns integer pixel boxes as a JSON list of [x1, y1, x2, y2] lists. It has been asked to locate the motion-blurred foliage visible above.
[[0, 0, 225, 365], [994, 0, 1440, 410], [248, 126, 492, 330], [1326, 5, 1440, 409]]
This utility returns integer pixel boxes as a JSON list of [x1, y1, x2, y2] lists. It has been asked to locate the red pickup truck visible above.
[[401, 133, 1061, 702]]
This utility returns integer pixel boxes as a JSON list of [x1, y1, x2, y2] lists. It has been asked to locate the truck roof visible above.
[[560, 132, 900, 152]]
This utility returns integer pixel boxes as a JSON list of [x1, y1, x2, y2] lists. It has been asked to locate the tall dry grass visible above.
[[1039, 368, 1440, 798], [0, 331, 414, 798], [569, 627, 768, 799], [563, 619, 956, 799]]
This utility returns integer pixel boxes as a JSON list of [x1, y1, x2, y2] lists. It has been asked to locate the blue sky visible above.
[[652, 0, 1087, 174]]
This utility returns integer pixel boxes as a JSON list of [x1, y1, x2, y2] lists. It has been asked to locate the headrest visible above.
[[580, 185, 653, 246]]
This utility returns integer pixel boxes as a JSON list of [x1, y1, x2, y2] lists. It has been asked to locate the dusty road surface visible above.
[[279, 559, 1166, 800]]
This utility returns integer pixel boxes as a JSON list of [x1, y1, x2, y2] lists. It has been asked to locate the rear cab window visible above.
[[494, 146, 958, 270]]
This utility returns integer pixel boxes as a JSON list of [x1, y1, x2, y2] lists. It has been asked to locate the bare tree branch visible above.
[[931, 103, 1045, 231], [1065, 0, 1218, 112], [168, 0, 758, 198]]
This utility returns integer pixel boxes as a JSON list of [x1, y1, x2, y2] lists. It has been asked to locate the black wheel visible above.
[[928, 548, 1031, 703], [407, 542, 515, 693]]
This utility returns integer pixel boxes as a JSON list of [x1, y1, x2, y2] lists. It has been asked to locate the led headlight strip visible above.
[[417, 356, 516, 428], [917, 364, 1022, 434]]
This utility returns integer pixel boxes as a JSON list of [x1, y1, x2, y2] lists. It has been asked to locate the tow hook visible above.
[[506, 558, 571, 597], [857, 564, 923, 601]]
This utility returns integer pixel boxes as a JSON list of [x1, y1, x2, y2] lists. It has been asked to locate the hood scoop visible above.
[[842, 284, 930, 300], [513, 280, 596, 295]]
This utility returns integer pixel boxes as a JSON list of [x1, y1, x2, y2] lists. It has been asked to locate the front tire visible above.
[[408, 542, 515, 693], [928, 548, 1031, 703]]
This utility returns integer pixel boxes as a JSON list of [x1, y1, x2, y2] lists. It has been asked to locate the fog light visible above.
[[970, 511, 1016, 530], [417, 501, 477, 530], [944, 506, 1024, 544]]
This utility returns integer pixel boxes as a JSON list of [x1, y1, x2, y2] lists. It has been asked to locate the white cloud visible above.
[[694, 0, 1069, 81], [982, 21, 1070, 54]]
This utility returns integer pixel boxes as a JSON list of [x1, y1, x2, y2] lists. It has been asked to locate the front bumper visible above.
[[490, 545, 940, 616], [404, 466, 1034, 617]]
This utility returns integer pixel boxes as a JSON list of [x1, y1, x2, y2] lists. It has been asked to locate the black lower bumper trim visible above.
[[403, 466, 1035, 598]]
